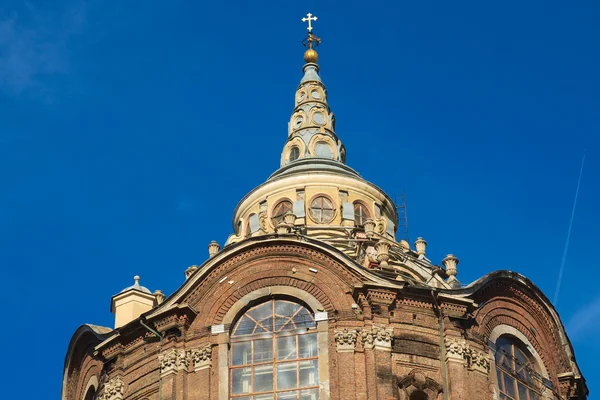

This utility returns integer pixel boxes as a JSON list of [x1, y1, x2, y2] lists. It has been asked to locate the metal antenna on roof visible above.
[[394, 193, 410, 244], [553, 150, 586, 306]]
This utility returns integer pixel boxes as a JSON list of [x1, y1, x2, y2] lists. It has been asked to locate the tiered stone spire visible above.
[[280, 14, 346, 167]]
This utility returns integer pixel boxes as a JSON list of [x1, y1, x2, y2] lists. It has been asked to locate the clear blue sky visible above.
[[1, 1, 598, 397]]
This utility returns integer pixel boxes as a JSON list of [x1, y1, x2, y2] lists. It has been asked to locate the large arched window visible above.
[[230, 300, 319, 400], [495, 336, 542, 400]]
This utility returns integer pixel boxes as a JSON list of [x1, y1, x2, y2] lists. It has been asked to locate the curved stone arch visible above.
[[62, 324, 112, 400], [471, 279, 571, 377], [150, 238, 402, 321], [77, 363, 102, 400], [281, 136, 307, 165], [221, 285, 326, 325], [488, 325, 554, 400], [199, 259, 348, 327], [308, 133, 338, 159], [215, 287, 331, 400], [80, 375, 98, 400], [475, 300, 558, 380]]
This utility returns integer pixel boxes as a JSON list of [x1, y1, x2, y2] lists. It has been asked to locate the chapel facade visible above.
[[62, 16, 588, 400]]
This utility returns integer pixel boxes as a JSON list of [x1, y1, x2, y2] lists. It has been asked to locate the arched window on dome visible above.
[[272, 200, 293, 226], [495, 336, 542, 400], [353, 202, 371, 227], [289, 146, 300, 162], [229, 299, 319, 400]]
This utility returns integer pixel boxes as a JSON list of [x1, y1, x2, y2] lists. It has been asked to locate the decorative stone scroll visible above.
[[190, 344, 213, 371], [98, 376, 125, 400], [445, 337, 490, 374], [361, 325, 394, 351], [334, 328, 358, 353], [159, 349, 189, 376]]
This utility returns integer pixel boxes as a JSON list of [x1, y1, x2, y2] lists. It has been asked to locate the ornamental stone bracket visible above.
[[159, 349, 190, 376], [445, 337, 490, 374], [333, 328, 358, 353], [98, 376, 125, 400], [361, 325, 394, 351], [190, 344, 213, 371]]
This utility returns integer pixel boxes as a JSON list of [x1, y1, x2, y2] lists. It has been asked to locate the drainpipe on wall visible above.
[[140, 318, 163, 400], [431, 290, 449, 400]]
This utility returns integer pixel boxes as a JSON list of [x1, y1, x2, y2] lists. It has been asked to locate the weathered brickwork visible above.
[[63, 241, 587, 400]]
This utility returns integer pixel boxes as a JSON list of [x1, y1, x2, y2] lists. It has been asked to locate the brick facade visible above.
[[62, 238, 587, 400]]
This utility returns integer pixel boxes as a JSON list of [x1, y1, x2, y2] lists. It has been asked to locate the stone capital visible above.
[[190, 344, 213, 371], [98, 376, 125, 400], [333, 328, 358, 353], [445, 338, 490, 374], [159, 349, 189, 376], [361, 325, 393, 351]]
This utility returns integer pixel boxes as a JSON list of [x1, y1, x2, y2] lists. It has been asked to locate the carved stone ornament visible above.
[[98, 376, 125, 400], [398, 369, 443, 400], [445, 338, 490, 374], [333, 328, 358, 353], [190, 344, 213, 371], [361, 325, 393, 351], [159, 349, 190, 375]]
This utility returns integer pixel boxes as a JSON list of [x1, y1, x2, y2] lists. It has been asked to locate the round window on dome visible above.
[[272, 200, 293, 226], [289, 146, 300, 162], [309, 196, 335, 224]]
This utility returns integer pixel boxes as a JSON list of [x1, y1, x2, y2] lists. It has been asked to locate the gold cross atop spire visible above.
[[302, 13, 317, 32], [301, 13, 321, 63]]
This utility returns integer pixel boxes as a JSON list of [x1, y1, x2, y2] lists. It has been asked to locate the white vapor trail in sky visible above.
[[553, 151, 586, 306]]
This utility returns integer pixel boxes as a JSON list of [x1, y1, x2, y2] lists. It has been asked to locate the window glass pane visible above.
[[232, 367, 252, 394], [254, 364, 274, 392], [254, 339, 273, 363], [277, 391, 298, 400], [294, 309, 316, 330], [232, 342, 252, 366], [299, 360, 319, 387], [496, 368, 504, 392], [249, 303, 273, 327], [517, 382, 528, 399], [529, 389, 540, 400], [300, 388, 319, 400], [276, 316, 295, 332], [503, 372, 516, 399], [277, 362, 298, 390], [235, 316, 257, 337], [255, 395, 274, 400], [298, 334, 317, 358], [277, 336, 297, 360], [276, 301, 301, 318]]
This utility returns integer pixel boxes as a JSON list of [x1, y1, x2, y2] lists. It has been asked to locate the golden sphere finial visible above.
[[304, 48, 318, 63]]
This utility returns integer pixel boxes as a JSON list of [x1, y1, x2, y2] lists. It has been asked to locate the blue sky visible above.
[[1, 0, 598, 397]]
